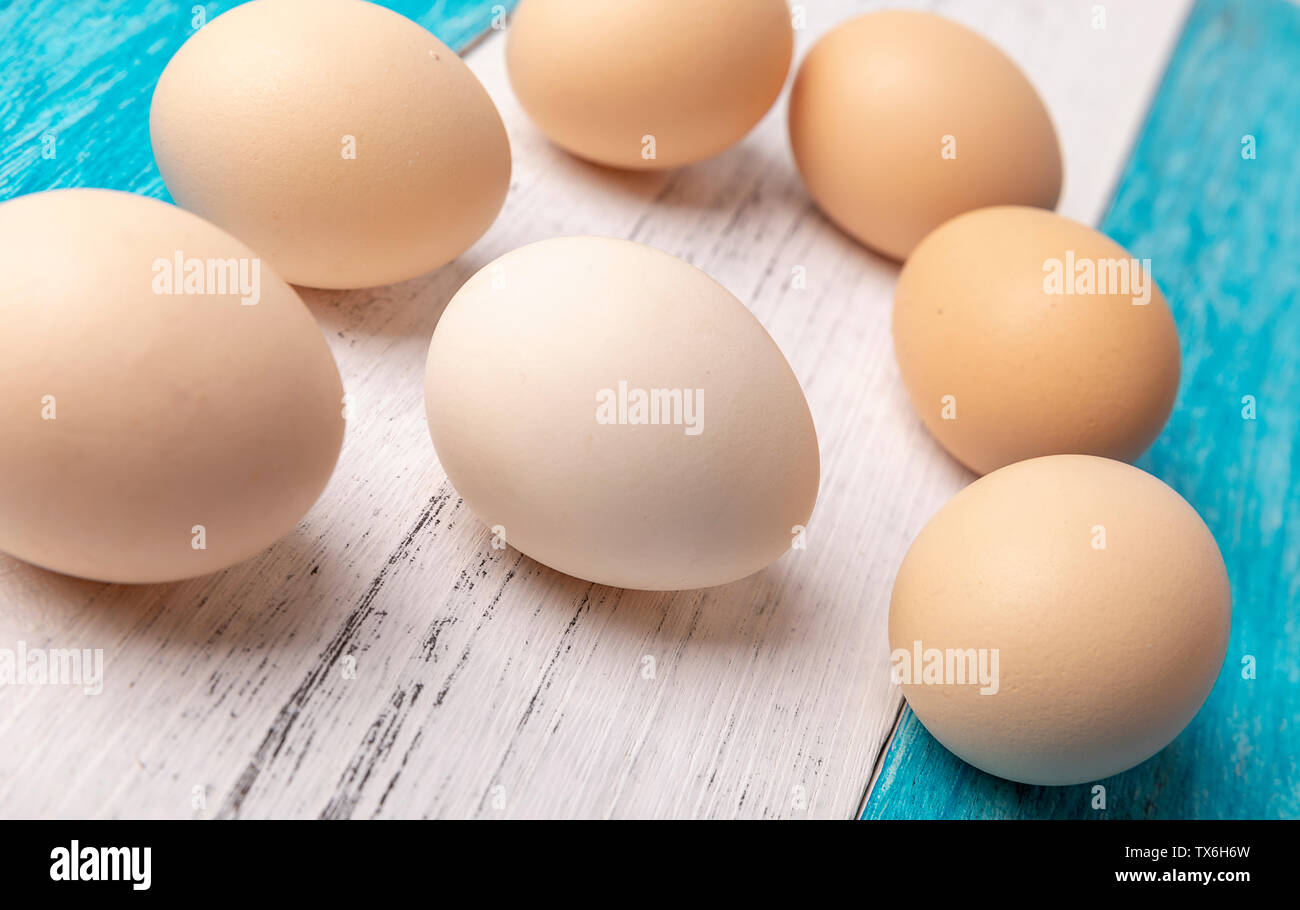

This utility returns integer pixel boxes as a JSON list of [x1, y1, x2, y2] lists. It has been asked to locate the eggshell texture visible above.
[[893, 206, 1180, 476], [889, 455, 1231, 786], [150, 0, 510, 289], [0, 190, 345, 583], [506, 0, 792, 170], [788, 10, 1062, 260], [425, 237, 819, 590]]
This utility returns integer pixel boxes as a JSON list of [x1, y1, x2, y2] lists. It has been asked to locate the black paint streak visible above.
[[322, 551, 527, 818], [215, 491, 452, 819], [473, 586, 598, 815], [318, 686, 412, 820]]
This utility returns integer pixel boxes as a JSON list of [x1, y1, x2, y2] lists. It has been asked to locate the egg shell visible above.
[[0, 189, 345, 583], [893, 206, 1181, 476], [150, 0, 510, 289], [506, 0, 792, 170], [788, 10, 1062, 260], [890, 455, 1231, 786], [424, 236, 819, 590]]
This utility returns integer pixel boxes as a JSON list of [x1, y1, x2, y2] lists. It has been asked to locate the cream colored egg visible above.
[[893, 206, 1180, 476], [506, 0, 792, 170], [425, 236, 819, 590], [788, 10, 1062, 260], [889, 455, 1231, 786], [150, 0, 510, 289], [0, 189, 345, 583]]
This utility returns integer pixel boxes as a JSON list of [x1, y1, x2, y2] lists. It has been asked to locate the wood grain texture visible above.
[[865, 0, 1300, 820], [0, 0, 1187, 819]]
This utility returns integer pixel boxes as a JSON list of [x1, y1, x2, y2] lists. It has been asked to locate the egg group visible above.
[[150, 0, 511, 289], [0, 190, 344, 583], [3, 1, 1234, 796], [424, 237, 819, 590]]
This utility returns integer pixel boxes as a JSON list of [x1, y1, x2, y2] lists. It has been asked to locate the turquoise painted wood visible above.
[[0, 0, 512, 203], [866, 0, 1300, 820]]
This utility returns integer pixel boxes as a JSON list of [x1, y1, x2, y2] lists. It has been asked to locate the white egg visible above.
[[425, 237, 819, 590]]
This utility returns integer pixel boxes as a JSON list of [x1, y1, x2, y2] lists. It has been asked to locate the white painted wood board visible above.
[[0, 0, 1191, 819]]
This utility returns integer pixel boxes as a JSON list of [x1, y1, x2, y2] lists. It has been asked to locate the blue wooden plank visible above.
[[0, 0, 513, 203], [866, 0, 1300, 819]]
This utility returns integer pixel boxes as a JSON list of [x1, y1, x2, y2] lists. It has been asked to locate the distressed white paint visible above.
[[0, 0, 1189, 819]]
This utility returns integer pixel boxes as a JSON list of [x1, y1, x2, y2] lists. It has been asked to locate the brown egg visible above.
[[893, 206, 1180, 476], [506, 0, 792, 170], [151, 0, 510, 289], [889, 455, 1231, 785], [0, 190, 344, 583], [788, 10, 1062, 260]]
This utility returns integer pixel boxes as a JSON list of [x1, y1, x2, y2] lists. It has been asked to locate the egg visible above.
[[889, 455, 1231, 786], [893, 206, 1180, 476], [506, 0, 792, 170], [0, 189, 345, 583], [150, 0, 510, 289], [424, 236, 819, 590], [788, 10, 1062, 260]]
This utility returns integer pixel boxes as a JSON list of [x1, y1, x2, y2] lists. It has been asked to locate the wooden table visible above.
[[1, 0, 1295, 819]]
